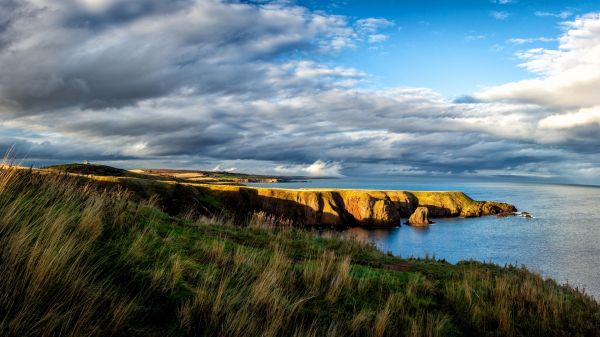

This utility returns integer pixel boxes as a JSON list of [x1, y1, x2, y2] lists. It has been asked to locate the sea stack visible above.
[[408, 207, 432, 226]]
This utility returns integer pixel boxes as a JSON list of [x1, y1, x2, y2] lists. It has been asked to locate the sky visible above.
[[0, 0, 599, 185]]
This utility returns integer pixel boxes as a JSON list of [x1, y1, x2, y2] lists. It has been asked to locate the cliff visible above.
[[201, 185, 516, 227], [53, 171, 515, 227]]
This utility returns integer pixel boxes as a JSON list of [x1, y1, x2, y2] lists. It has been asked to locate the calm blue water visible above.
[[250, 177, 600, 298]]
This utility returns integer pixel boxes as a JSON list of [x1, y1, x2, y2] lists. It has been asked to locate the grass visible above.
[[45, 163, 296, 184], [43, 163, 140, 177], [0, 166, 599, 337]]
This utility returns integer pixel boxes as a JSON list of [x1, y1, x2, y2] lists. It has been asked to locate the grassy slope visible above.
[[1, 168, 599, 337], [44, 163, 146, 178], [45, 163, 299, 184]]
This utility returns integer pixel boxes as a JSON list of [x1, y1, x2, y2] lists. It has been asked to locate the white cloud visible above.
[[473, 12, 600, 156], [478, 13, 600, 110], [352, 17, 394, 46], [490, 11, 510, 20], [354, 18, 395, 34], [507, 37, 555, 44], [539, 106, 600, 129], [275, 160, 343, 177], [535, 10, 573, 19], [77, 0, 115, 12], [293, 61, 363, 79], [212, 164, 237, 172], [465, 34, 487, 41], [493, 0, 516, 4], [368, 34, 388, 43]]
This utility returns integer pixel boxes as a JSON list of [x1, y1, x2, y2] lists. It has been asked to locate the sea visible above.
[[249, 177, 600, 299]]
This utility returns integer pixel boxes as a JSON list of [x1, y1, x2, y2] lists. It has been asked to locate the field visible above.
[[45, 163, 302, 184], [1, 166, 599, 337]]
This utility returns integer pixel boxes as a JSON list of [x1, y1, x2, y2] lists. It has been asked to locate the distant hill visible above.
[[132, 168, 304, 184], [44, 163, 139, 177], [44, 163, 306, 184]]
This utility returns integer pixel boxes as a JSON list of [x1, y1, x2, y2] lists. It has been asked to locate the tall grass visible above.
[[0, 165, 599, 337], [0, 166, 137, 337]]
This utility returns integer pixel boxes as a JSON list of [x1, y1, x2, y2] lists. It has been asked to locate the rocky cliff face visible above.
[[408, 207, 432, 226], [82, 174, 515, 227], [201, 185, 516, 227]]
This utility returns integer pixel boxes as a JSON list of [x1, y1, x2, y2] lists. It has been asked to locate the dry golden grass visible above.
[[0, 166, 137, 337]]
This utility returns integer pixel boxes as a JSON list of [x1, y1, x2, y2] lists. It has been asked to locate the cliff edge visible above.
[[201, 185, 516, 227], [55, 169, 516, 227]]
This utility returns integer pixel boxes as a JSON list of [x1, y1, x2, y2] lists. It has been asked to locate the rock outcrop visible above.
[[199, 185, 517, 227], [408, 207, 431, 226], [83, 174, 516, 227]]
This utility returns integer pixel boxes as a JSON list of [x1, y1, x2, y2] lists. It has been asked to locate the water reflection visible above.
[[346, 227, 403, 241]]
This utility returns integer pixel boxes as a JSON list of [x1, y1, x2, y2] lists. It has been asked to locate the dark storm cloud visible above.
[[0, 137, 137, 163], [0, 0, 32, 50], [63, 0, 194, 29], [62, 118, 195, 137], [0, 1, 354, 113]]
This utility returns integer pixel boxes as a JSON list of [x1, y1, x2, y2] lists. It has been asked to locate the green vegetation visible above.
[[1, 167, 599, 337], [44, 163, 145, 177], [44, 163, 299, 184]]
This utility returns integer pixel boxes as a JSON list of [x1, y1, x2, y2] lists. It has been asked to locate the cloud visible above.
[[275, 160, 343, 177], [354, 17, 395, 34], [212, 164, 237, 172], [507, 37, 555, 44], [478, 13, 600, 110], [0, 0, 359, 113], [465, 34, 487, 41], [534, 10, 573, 19], [538, 107, 600, 130], [368, 34, 388, 43], [492, 0, 516, 4], [354, 17, 394, 45], [476, 12, 600, 155], [0, 3, 398, 116], [490, 11, 510, 20]]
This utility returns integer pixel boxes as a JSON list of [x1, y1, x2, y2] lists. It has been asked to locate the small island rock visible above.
[[408, 207, 432, 226]]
